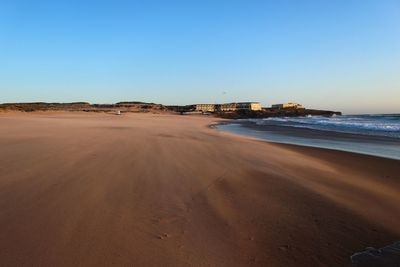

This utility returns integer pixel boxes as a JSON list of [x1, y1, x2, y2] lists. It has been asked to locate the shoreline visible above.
[[214, 120, 400, 160], [0, 112, 399, 266], [216, 124, 400, 162]]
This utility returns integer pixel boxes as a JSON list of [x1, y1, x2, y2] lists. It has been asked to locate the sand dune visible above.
[[0, 112, 399, 266]]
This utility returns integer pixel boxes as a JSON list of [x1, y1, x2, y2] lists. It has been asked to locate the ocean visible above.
[[216, 114, 400, 160]]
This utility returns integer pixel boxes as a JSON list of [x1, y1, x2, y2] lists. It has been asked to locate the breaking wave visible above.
[[253, 114, 400, 138]]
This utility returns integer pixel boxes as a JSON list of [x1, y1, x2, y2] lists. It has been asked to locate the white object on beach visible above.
[[116, 110, 121, 115]]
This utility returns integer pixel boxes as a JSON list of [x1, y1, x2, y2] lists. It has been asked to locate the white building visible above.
[[271, 103, 304, 109]]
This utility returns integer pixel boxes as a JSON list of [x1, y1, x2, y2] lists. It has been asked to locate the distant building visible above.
[[195, 104, 216, 112], [218, 102, 262, 112], [271, 103, 304, 109], [193, 102, 262, 113], [236, 102, 262, 111], [218, 103, 237, 112]]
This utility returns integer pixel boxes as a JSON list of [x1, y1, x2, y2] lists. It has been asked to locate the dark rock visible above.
[[215, 108, 341, 119], [351, 241, 400, 267]]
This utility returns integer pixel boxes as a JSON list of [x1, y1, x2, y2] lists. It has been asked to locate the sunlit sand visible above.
[[0, 112, 398, 266]]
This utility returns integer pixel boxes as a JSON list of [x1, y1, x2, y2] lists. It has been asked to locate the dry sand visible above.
[[0, 112, 399, 266]]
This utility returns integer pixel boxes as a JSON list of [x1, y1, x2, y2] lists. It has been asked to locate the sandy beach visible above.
[[0, 112, 399, 266]]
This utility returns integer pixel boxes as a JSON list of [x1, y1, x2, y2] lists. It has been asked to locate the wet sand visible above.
[[233, 120, 400, 143], [216, 120, 400, 160], [0, 112, 399, 266]]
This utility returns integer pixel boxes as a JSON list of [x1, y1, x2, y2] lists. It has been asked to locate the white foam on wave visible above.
[[256, 115, 400, 137]]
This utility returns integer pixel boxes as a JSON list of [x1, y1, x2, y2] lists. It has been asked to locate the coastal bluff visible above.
[[0, 102, 167, 113], [0, 102, 341, 118], [216, 108, 342, 119]]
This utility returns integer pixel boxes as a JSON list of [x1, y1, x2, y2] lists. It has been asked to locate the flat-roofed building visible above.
[[272, 103, 304, 109], [236, 102, 262, 111], [218, 102, 262, 112], [219, 103, 237, 112], [194, 104, 216, 112], [193, 102, 262, 113]]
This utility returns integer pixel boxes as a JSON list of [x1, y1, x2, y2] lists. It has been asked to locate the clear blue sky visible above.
[[1, 0, 399, 114]]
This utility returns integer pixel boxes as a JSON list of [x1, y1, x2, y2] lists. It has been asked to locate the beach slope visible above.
[[0, 113, 399, 266]]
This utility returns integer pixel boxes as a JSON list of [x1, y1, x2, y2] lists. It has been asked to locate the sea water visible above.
[[216, 114, 400, 160], [255, 114, 400, 138]]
